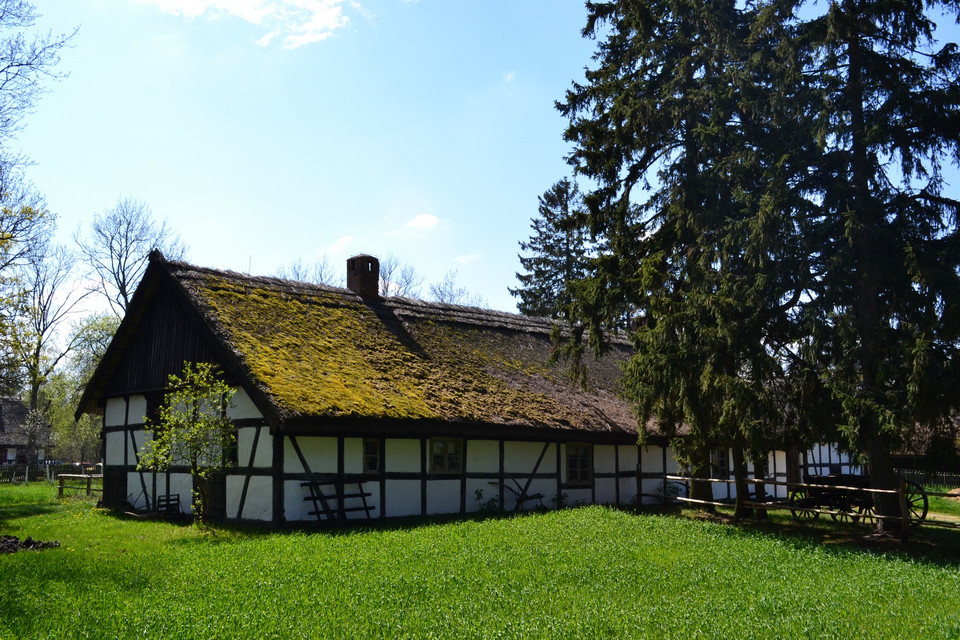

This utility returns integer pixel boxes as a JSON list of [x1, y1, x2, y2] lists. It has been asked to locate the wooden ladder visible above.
[[301, 479, 375, 521]]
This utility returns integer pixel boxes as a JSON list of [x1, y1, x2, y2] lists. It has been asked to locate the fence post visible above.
[[86, 475, 92, 496], [57, 475, 64, 499], [898, 479, 909, 542]]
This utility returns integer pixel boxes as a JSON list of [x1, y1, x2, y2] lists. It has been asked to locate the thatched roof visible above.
[[81, 254, 644, 442]]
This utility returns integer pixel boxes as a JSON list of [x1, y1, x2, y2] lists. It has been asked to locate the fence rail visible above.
[[0, 464, 56, 484], [897, 469, 960, 490], [56, 474, 103, 498], [663, 474, 960, 531]]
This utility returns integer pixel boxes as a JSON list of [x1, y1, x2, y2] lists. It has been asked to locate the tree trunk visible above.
[[842, 0, 901, 536], [752, 457, 768, 520], [689, 447, 715, 513], [731, 445, 752, 521]]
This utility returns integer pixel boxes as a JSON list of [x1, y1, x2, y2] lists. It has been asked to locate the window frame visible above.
[[429, 437, 463, 474], [565, 443, 593, 486], [362, 438, 381, 474]]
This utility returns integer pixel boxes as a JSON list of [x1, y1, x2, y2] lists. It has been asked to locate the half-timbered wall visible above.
[[102, 388, 269, 517], [105, 389, 644, 523], [279, 436, 641, 523]]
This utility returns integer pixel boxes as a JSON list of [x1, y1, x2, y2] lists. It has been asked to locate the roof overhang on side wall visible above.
[[277, 415, 642, 445]]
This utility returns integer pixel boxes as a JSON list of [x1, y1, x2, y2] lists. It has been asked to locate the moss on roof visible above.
[[170, 263, 637, 435]]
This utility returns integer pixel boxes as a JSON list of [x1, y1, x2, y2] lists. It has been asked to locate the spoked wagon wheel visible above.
[[903, 481, 928, 527], [789, 489, 819, 520], [830, 503, 858, 523]]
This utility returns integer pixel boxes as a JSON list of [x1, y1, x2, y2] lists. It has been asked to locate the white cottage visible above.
[[78, 252, 678, 525]]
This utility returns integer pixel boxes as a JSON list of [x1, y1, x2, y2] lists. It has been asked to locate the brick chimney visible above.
[[346, 254, 380, 300]]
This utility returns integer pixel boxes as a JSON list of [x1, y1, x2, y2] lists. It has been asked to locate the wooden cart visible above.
[[788, 474, 928, 526]]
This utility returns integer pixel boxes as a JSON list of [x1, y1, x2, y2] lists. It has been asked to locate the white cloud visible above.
[[504, 71, 517, 83], [456, 253, 479, 264], [328, 235, 355, 253], [405, 213, 439, 230], [138, 0, 354, 48]]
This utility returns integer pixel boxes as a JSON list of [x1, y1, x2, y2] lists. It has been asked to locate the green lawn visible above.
[[2, 483, 959, 639]]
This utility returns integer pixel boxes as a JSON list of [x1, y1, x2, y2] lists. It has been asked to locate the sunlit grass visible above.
[[2, 483, 959, 639]]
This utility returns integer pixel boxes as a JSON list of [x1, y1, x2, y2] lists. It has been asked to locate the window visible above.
[[363, 439, 380, 473], [566, 443, 592, 486], [430, 438, 462, 473], [710, 449, 729, 478]]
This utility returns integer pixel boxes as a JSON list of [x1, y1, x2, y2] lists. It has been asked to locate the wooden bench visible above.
[[155, 494, 182, 517]]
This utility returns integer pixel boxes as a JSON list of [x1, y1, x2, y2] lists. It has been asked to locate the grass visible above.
[[2, 483, 960, 639], [926, 485, 960, 518]]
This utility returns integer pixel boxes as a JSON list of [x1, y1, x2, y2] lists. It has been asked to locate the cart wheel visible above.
[[856, 503, 876, 527], [903, 481, 928, 527], [789, 489, 819, 520], [830, 504, 858, 523]]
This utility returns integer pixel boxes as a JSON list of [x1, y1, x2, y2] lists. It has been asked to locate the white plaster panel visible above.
[[346, 482, 379, 520], [237, 427, 272, 468], [619, 477, 638, 504], [640, 478, 664, 504], [563, 488, 592, 507], [713, 482, 733, 501], [466, 478, 495, 512], [504, 441, 555, 474], [595, 478, 617, 504], [385, 439, 421, 473], [521, 479, 554, 511], [618, 446, 639, 472], [284, 437, 337, 474], [466, 440, 498, 473], [343, 438, 363, 475], [385, 479, 421, 517], [169, 473, 194, 514], [128, 429, 148, 464], [640, 445, 664, 473], [664, 450, 681, 474], [426, 480, 460, 515], [227, 388, 262, 420], [284, 480, 311, 521], [126, 472, 150, 509], [105, 432, 126, 465], [227, 475, 272, 521], [105, 398, 127, 427], [127, 395, 148, 425], [594, 445, 616, 474]]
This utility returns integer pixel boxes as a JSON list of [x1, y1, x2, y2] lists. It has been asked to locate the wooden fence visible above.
[[56, 474, 103, 498], [659, 475, 960, 531], [0, 463, 56, 484]]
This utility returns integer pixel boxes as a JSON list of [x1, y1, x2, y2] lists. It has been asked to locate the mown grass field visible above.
[[2, 483, 960, 639]]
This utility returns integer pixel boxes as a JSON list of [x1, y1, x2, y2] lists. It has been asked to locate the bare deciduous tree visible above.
[[0, 0, 75, 147], [75, 197, 186, 316], [379, 254, 424, 298], [429, 270, 486, 308], [15, 241, 89, 409], [276, 256, 341, 287]]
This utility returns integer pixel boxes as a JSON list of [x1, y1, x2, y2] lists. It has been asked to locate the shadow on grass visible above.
[[0, 501, 61, 525], [666, 505, 960, 567]]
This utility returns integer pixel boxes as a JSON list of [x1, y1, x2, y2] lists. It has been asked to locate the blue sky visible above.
[[20, 0, 597, 312]]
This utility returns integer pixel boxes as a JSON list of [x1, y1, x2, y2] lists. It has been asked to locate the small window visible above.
[[430, 438, 462, 473], [710, 449, 729, 478], [363, 438, 380, 473], [566, 443, 592, 486]]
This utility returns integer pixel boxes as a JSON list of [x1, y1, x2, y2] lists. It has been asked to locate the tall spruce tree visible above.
[[511, 178, 590, 318], [558, 0, 813, 518], [795, 0, 960, 531], [558, 0, 960, 531]]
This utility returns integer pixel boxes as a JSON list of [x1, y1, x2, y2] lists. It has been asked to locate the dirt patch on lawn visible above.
[[0, 535, 60, 554]]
